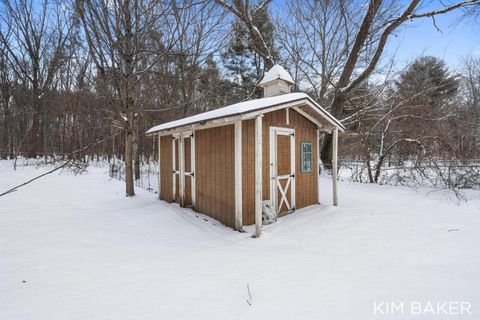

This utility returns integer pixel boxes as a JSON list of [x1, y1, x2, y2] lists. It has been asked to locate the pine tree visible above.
[[396, 56, 459, 107], [221, 5, 278, 100], [197, 54, 238, 111]]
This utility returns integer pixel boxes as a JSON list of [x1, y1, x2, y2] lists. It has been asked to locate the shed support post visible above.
[[179, 134, 185, 207], [234, 121, 243, 231], [172, 137, 176, 200], [254, 115, 263, 237], [158, 135, 161, 199], [191, 129, 196, 208], [317, 129, 320, 204], [332, 127, 338, 206]]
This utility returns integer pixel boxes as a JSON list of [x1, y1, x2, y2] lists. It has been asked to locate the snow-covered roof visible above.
[[258, 65, 294, 86], [147, 92, 345, 135]]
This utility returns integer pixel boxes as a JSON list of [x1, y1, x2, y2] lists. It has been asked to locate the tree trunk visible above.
[[320, 133, 333, 168], [125, 131, 135, 196], [374, 158, 383, 183], [1, 111, 8, 159], [133, 133, 140, 181], [321, 94, 346, 165], [374, 152, 389, 183], [27, 111, 40, 158], [133, 117, 141, 180], [42, 105, 47, 161], [362, 140, 374, 183]]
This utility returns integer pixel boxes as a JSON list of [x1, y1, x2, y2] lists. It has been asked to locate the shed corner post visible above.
[[172, 136, 176, 201], [191, 126, 196, 208], [254, 115, 263, 238], [317, 129, 320, 204], [158, 134, 161, 200], [179, 133, 186, 207], [332, 127, 339, 206], [234, 121, 243, 231]]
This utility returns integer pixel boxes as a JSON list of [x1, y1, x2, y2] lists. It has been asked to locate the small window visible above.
[[300, 142, 313, 173]]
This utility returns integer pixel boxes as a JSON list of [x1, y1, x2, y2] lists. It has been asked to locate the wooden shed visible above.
[[147, 65, 345, 236]]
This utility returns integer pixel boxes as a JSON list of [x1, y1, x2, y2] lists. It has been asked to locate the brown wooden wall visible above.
[[195, 125, 236, 228], [159, 135, 173, 202], [158, 106, 318, 228], [242, 108, 318, 225]]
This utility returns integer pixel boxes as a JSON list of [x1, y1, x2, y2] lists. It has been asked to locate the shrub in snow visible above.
[[262, 201, 277, 225]]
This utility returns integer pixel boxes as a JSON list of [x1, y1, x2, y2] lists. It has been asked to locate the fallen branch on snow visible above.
[[0, 133, 120, 198], [246, 283, 253, 306], [0, 160, 73, 197]]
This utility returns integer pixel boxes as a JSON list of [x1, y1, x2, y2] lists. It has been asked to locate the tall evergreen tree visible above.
[[396, 56, 459, 107], [393, 56, 460, 157], [221, 5, 278, 100]]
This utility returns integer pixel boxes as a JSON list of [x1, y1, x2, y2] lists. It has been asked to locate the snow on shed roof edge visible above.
[[146, 92, 345, 134]]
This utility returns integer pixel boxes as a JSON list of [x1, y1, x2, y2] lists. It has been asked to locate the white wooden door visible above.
[[172, 131, 195, 207], [269, 127, 295, 215], [172, 136, 179, 202], [182, 132, 195, 207]]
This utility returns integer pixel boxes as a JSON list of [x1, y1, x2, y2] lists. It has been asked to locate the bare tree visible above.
[[342, 56, 461, 183], [0, 48, 12, 158], [215, 0, 275, 69], [167, 1, 227, 117], [0, 0, 75, 158], [319, 0, 479, 166], [76, 0, 179, 196], [214, 0, 478, 167], [458, 56, 480, 159], [277, 0, 358, 106]]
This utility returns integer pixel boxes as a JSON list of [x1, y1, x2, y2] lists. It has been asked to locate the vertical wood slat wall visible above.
[[159, 104, 318, 228], [195, 125, 235, 228], [159, 135, 173, 202], [242, 107, 318, 225]]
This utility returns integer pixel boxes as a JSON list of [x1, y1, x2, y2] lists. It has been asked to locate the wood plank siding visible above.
[[242, 107, 318, 225], [195, 125, 235, 228], [158, 104, 318, 228], [159, 135, 173, 202]]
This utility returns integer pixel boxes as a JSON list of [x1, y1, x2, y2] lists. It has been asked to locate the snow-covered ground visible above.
[[1, 160, 479, 320]]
